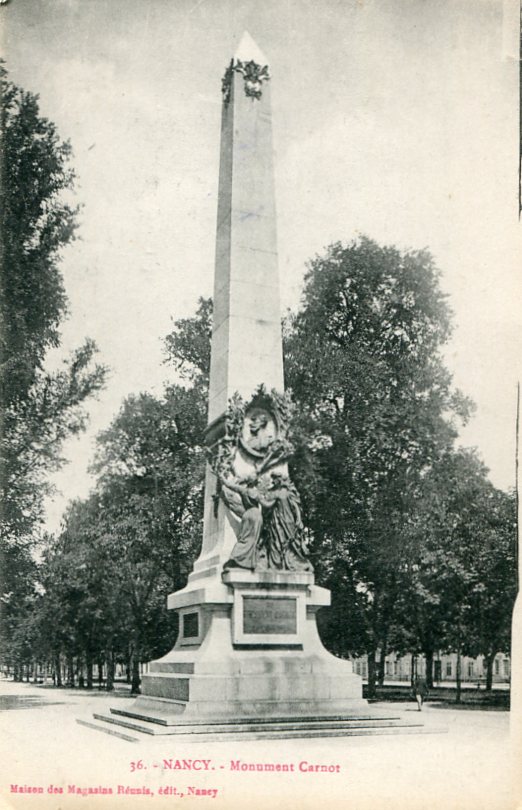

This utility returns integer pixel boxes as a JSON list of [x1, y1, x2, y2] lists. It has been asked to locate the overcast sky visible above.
[[3, 0, 521, 533]]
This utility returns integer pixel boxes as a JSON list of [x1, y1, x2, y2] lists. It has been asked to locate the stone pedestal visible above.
[[122, 570, 365, 725]]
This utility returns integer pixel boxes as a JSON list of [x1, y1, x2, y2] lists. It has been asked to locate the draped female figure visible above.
[[260, 473, 313, 572], [219, 475, 264, 571]]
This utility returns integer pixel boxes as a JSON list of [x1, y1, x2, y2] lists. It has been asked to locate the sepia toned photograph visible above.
[[0, 1, 521, 808]]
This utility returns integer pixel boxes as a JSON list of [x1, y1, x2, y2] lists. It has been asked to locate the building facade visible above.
[[353, 651, 511, 684]]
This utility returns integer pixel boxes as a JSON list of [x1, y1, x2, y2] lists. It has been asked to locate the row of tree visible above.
[[0, 67, 107, 685], [0, 68, 517, 699]]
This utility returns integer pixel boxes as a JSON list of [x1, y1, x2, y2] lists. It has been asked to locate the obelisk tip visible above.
[[234, 31, 268, 65]]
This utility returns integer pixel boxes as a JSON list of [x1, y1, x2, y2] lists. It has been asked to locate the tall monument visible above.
[[91, 34, 418, 738]]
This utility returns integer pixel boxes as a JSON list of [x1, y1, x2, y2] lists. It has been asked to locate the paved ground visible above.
[[0, 678, 519, 810]]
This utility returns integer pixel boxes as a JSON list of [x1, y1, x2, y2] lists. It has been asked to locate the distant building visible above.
[[352, 651, 511, 684]]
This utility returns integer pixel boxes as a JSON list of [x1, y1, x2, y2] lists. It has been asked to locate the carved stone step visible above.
[[88, 711, 435, 740], [109, 706, 403, 727]]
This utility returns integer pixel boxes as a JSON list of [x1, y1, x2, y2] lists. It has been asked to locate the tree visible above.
[[284, 237, 473, 696], [33, 304, 210, 694], [468, 487, 516, 688], [0, 67, 107, 677], [0, 543, 39, 679], [398, 449, 516, 693], [37, 496, 124, 689], [163, 297, 212, 387], [0, 66, 107, 545], [89, 386, 206, 692]]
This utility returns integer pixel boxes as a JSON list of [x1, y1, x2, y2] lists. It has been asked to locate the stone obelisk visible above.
[[209, 32, 284, 418], [191, 31, 284, 585], [94, 35, 396, 737]]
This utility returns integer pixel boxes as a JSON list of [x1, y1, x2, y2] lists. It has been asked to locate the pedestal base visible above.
[[110, 572, 364, 726], [138, 570, 365, 721], [84, 571, 432, 739]]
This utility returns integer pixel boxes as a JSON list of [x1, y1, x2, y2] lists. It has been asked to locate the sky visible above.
[[3, 0, 521, 533]]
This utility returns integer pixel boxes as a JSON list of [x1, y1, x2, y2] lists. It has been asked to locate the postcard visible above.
[[1, 1, 521, 808]]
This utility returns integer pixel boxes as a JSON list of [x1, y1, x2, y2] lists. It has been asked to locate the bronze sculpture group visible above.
[[220, 471, 311, 572], [207, 385, 313, 574]]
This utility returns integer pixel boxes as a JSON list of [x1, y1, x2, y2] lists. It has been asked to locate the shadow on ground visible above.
[[0, 679, 134, 709], [0, 694, 65, 711]]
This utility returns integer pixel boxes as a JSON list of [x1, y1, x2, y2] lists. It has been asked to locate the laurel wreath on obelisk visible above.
[[221, 59, 271, 103], [206, 384, 296, 479]]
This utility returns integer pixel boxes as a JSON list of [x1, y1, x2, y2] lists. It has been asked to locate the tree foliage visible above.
[[0, 66, 107, 544], [34, 380, 207, 692], [163, 297, 212, 386], [0, 67, 107, 674], [284, 237, 513, 693]]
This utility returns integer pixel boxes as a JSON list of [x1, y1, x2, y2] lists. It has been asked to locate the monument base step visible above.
[[108, 705, 398, 727], [80, 709, 441, 741]]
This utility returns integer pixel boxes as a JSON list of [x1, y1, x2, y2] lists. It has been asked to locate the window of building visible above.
[[495, 659, 500, 675], [446, 662, 452, 677], [467, 662, 474, 677], [503, 660, 510, 677], [393, 661, 398, 675]]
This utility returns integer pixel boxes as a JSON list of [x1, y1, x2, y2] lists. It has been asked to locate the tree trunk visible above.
[[76, 654, 84, 688], [66, 654, 75, 687], [130, 621, 143, 695], [86, 655, 93, 690], [376, 622, 389, 687], [105, 650, 115, 692], [411, 653, 416, 687], [485, 652, 495, 691], [126, 648, 132, 684], [25, 663, 30, 682], [97, 657, 104, 689], [456, 649, 462, 704], [54, 652, 62, 687], [367, 650, 377, 699], [131, 653, 141, 696], [424, 649, 434, 689]]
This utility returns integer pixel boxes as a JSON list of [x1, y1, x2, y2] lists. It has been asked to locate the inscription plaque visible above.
[[243, 596, 297, 635], [182, 612, 199, 638]]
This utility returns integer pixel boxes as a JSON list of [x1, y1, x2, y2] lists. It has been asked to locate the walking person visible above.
[[412, 676, 429, 711]]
